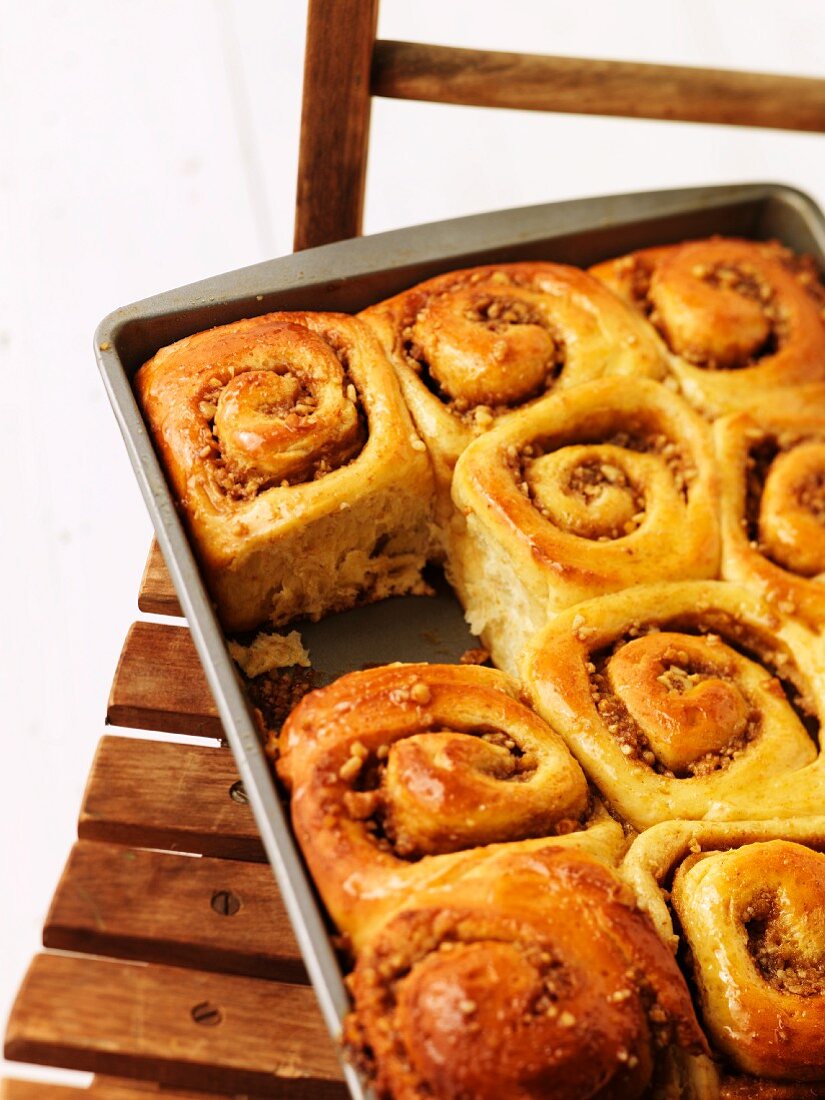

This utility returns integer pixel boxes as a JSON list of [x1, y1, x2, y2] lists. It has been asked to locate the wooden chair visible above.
[[293, 0, 825, 252], [4, 3, 823, 1095]]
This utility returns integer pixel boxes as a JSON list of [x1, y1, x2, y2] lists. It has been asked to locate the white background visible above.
[[2, 0, 823, 1087]]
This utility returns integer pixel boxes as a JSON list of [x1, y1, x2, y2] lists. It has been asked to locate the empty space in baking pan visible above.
[[297, 574, 478, 686], [95, 182, 825, 1100]]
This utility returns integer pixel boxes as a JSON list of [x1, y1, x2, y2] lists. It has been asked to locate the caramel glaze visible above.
[[625, 821, 825, 1096], [136, 310, 435, 632], [522, 581, 817, 830], [673, 840, 825, 1083], [360, 261, 668, 501], [715, 409, 825, 631], [591, 238, 825, 418], [347, 846, 709, 1100], [452, 378, 720, 613], [137, 314, 367, 504], [277, 663, 624, 952]]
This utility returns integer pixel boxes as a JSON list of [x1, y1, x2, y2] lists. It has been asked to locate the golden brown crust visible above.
[[591, 238, 825, 418], [715, 407, 825, 632], [349, 846, 710, 1100], [521, 581, 822, 829], [623, 820, 825, 1090], [137, 237, 825, 1095], [136, 311, 435, 631], [449, 377, 720, 673], [674, 841, 825, 1079], [277, 663, 625, 951], [360, 262, 668, 521]]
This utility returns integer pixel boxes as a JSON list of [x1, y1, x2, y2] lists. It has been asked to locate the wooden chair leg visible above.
[[293, 0, 379, 251]]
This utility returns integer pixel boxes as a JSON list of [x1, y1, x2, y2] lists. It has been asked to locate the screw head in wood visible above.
[[229, 779, 249, 804], [211, 889, 241, 916], [191, 1001, 223, 1026]]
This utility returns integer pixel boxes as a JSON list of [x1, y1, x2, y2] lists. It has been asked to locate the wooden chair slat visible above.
[[79, 737, 265, 861], [4, 954, 345, 1098], [90, 1075, 237, 1096], [0, 1085, 94, 1100], [371, 40, 825, 132], [0, 1079, 214, 1098], [138, 541, 182, 618], [44, 841, 305, 983], [107, 622, 221, 738], [293, 0, 379, 251], [89, 1079, 173, 1095]]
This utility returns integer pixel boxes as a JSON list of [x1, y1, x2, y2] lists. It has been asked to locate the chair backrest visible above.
[[293, 0, 825, 252]]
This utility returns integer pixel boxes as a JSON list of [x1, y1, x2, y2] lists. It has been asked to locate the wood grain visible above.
[[4, 954, 344, 1097], [138, 541, 182, 618], [44, 841, 306, 983], [79, 736, 265, 861], [293, 0, 379, 250], [0, 1085, 97, 1100], [371, 40, 825, 132], [91, 1084, 230, 1098], [0, 1080, 214, 1098], [107, 622, 221, 738], [90, 1074, 256, 1096]]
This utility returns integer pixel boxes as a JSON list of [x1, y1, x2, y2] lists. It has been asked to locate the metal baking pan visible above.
[[95, 183, 825, 1099]]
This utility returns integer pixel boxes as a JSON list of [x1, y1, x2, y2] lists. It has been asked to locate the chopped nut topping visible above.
[[338, 756, 363, 782], [607, 988, 632, 1003], [410, 681, 432, 705], [460, 647, 491, 666]]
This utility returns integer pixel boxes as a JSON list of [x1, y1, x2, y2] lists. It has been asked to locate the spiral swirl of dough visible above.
[[367, 262, 666, 406], [348, 846, 709, 1100], [522, 581, 819, 830], [461, 376, 715, 558], [154, 317, 366, 499], [136, 310, 437, 633], [360, 263, 668, 497], [591, 238, 825, 417], [206, 322, 363, 487], [524, 440, 688, 542], [277, 663, 624, 950], [449, 378, 720, 673], [404, 283, 558, 408], [715, 409, 825, 631], [672, 840, 825, 1082], [624, 819, 825, 1093], [606, 632, 761, 774], [759, 442, 825, 576]]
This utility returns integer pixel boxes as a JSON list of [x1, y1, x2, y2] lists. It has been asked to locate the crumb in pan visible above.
[[228, 630, 311, 677]]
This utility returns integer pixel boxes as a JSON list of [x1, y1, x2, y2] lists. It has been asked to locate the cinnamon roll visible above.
[[347, 845, 712, 1100], [715, 407, 825, 633], [521, 581, 821, 830], [276, 663, 625, 951], [449, 378, 720, 674], [360, 262, 667, 521], [136, 312, 434, 631], [623, 819, 825, 1094], [591, 238, 825, 418]]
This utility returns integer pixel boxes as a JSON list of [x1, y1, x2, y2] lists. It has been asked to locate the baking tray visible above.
[[95, 183, 825, 1099]]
